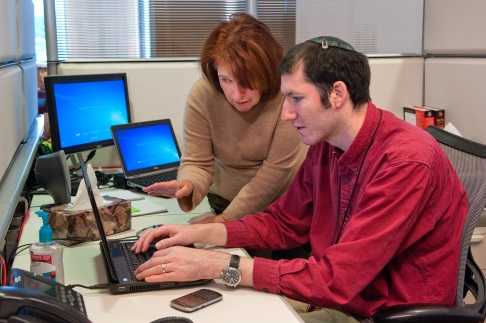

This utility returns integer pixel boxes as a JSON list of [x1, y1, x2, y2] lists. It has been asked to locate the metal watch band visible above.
[[229, 254, 240, 269]]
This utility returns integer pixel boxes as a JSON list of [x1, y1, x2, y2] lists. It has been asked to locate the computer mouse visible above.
[[150, 316, 193, 323]]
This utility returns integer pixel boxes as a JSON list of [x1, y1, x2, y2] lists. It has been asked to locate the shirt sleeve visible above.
[[230, 161, 437, 308], [221, 116, 307, 220], [176, 81, 214, 211], [224, 154, 315, 250]]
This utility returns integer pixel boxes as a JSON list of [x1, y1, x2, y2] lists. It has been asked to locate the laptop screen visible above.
[[112, 119, 181, 176]]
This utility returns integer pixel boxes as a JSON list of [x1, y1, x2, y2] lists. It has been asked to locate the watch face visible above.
[[222, 267, 241, 287]]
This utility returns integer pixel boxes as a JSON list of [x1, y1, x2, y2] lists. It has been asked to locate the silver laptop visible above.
[[111, 119, 181, 189]]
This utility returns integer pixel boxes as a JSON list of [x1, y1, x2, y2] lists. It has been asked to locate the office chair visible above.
[[374, 126, 486, 323]]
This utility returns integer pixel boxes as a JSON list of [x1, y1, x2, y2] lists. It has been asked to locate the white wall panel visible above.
[[425, 58, 486, 144], [0, 1, 18, 63], [369, 57, 424, 116], [16, 0, 36, 59], [0, 66, 23, 181], [424, 0, 486, 55], [296, 0, 423, 54], [21, 60, 38, 136]]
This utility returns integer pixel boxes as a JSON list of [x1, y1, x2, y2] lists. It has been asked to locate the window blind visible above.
[[55, 0, 142, 59], [147, 0, 247, 58], [52, 0, 295, 61], [256, 0, 296, 53]]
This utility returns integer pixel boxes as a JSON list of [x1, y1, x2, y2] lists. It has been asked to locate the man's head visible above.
[[279, 36, 371, 146], [280, 36, 371, 108]]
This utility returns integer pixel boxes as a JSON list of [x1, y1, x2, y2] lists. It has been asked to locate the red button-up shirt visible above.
[[224, 103, 468, 317]]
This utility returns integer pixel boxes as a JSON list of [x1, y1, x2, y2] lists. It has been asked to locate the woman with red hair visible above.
[[144, 14, 306, 223]]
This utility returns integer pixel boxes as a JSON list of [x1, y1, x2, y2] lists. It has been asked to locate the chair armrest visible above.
[[373, 306, 483, 323]]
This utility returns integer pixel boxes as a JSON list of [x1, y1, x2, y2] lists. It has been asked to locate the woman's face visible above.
[[216, 63, 261, 112]]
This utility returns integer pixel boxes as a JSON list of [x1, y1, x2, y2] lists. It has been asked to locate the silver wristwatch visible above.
[[221, 254, 241, 288]]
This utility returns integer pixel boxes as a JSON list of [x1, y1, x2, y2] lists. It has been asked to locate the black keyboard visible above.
[[119, 241, 156, 279], [129, 171, 177, 187]]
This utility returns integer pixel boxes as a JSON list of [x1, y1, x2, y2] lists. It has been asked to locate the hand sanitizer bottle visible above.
[[30, 210, 64, 283]]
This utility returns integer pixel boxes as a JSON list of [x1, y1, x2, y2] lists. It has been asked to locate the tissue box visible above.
[[47, 199, 132, 241]]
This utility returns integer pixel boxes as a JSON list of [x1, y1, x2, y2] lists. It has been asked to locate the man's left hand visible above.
[[134, 246, 229, 283]]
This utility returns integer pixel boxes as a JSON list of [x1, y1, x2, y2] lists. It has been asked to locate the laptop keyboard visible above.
[[129, 170, 178, 187], [119, 241, 156, 280]]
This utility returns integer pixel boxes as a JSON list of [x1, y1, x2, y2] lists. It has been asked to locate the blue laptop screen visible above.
[[52, 79, 130, 151], [115, 123, 180, 173]]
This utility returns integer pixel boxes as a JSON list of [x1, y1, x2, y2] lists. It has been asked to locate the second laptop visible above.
[[112, 119, 181, 189]]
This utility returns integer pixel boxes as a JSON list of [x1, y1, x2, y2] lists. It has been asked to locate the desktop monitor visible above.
[[45, 73, 131, 154]]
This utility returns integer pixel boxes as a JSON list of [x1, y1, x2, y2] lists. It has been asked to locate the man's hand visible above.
[[131, 223, 228, 254], [135, 246, 230, 282], [189, 212, 226, 224], [132, 224, 198, 253]]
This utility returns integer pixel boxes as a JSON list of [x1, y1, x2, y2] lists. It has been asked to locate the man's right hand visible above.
[[131, 223, 228, 254], [132, 224, 197, 253], [143, 180, 194, 199]]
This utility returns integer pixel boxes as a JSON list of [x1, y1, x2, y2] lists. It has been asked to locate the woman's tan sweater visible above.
[[177, 79, 307, 220]]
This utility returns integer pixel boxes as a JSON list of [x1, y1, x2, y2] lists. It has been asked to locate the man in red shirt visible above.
[[133, 36, 468, 322]]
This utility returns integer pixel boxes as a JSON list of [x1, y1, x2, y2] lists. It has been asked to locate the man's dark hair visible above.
[[280, 36, 371, 108]]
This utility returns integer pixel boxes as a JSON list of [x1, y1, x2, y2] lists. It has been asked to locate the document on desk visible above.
[[131, 198, 168, 217], [102, 189, 145, 201]]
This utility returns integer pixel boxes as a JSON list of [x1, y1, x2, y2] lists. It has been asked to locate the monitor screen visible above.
[[112, 119, 181, 175], [45, 73, 131, 154]]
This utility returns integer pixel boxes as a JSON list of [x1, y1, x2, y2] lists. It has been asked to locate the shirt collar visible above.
[[335, 102, 381, 168]]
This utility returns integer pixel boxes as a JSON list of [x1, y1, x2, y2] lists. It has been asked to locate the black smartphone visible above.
[[170, 288, 223, 313]]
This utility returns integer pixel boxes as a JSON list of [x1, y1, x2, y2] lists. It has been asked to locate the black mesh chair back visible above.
[[374, 126, 486, 323]]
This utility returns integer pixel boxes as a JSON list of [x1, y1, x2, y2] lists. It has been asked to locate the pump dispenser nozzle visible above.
[[36, 210, 53, 243]]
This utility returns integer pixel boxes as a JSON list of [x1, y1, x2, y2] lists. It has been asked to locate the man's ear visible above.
[[330, 81, 349, 109]]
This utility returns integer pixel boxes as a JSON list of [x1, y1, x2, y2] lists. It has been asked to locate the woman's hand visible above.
[[143, 180, 194, 199]]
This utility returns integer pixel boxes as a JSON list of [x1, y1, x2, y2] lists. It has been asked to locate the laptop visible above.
[[111, 119, 181, 189], [76, 152, 209, 294]]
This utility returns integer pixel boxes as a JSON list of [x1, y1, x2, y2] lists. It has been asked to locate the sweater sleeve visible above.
[[221, 116, 307, 220], [176, 80, 215, 211]]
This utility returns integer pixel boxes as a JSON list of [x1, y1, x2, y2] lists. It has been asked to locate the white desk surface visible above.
[[14, 188, 303, 323]]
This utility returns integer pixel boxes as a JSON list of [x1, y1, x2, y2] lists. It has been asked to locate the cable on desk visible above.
[[52, 238, 101, 247], [67, 283, 111, 290], [7, 243, 32, 272], [136, 224, 164, 238], [117, 235, 138, 241]]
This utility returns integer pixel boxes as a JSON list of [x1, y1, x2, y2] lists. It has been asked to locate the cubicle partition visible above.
[[425, 58, 486, 144], [0, 66, 23, 178], [423, 0, 486, 275], [424, 0, 486, 145], [0, 0, 41, 254]]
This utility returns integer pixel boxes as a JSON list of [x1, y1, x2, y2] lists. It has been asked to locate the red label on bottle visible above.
[[30, 252, 53, 263]]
